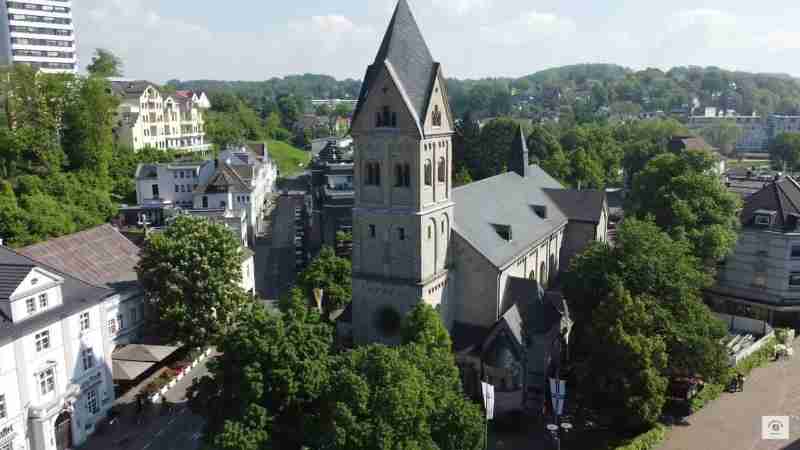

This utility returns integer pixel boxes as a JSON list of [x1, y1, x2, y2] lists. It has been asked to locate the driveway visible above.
[[658, 339, 800, 450]]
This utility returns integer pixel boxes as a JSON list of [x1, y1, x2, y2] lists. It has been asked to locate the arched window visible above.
[[403, 164, 411, 187], [382, 106, 391, 128], [394, 164, 403, 187], [424, 159, 432, 186], [375, 112, 382, 127], [391, 112, 397, 127], [365, 162, 381, 186], [432, 105, 442, 127], [437, 156, 446, 182]]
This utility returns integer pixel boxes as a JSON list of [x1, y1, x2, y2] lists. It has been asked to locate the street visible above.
[[658, 338, 800, 450], [82, 354, 215, 450], [255, 193, 305, 307]]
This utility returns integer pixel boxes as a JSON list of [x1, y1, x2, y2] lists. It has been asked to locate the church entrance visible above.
[[54, 411, 72, 450]]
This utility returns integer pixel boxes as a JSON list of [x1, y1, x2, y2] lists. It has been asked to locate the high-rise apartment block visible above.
[[0, 1, 77, 73]]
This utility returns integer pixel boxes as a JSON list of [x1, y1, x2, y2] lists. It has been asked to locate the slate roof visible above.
[[506, 277, 564, 334], [452, 165, 568, 268], [669, 135, 715, 152], [0, 260, 34, 301], [0, 247, 112, 343], [543, 189, 606, 223], [352, 0, 437, 129], [197, 164, 251, 194], [741, 177, 800, 228], [19, 224, 142, 292], [110, 80, 154, 98]]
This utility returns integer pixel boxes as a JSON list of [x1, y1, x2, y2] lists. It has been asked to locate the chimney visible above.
[[509, 125, 530, 178]]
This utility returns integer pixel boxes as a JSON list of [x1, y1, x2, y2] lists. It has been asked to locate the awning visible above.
[[112, 344, 180, 363], [113, 360, 155, 381]]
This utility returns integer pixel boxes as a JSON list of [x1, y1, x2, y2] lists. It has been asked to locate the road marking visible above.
[[156, 428, 166, 437], [191, 432, 202, 441], [142, 441, 152, 450], [168, 417, 176, 426]]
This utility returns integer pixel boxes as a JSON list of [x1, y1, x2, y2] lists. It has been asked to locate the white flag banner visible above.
[[549, 378, 567, 416], [481, 382, 495, 420]]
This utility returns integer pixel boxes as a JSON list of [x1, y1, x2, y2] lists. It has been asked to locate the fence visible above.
[[713, 312, 773, 336]]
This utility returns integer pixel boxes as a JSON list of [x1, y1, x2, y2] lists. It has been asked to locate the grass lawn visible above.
[[727, 159, 770, 171], [263, 140, 311, 177]]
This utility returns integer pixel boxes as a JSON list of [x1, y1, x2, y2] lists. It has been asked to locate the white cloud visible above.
[[759, 31, 800, 52], [479, 10, 576, 46], [669, 9, 737, 32], [434, 0, 492, 16]]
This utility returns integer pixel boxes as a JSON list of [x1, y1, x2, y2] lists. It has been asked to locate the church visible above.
[[343, 0, 608, 414]]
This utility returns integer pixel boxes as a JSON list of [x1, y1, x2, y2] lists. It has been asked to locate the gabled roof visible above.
[[19, 224, 141, 292], [352, 0, 437, 129], [741, 177, 800, 228], [543, 189, 606, 223], [197, 164, 251, 194], [110, 80, 156, 98], [0, 247, 112, 343], [452, 165, 568, 268], [0, 259, 34, 301]]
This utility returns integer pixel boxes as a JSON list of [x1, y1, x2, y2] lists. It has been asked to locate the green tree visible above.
[[577, 283, 668, 431], [277, 95, 303, 128], [571, 148, 605, 189], [86, 48, 123, 78], [628, 151, 741, 263], [190, 298, 333, 450], [475, 117, 519, 179], [541, 147, 572, 185], [701, 119, 742, 156], [334, 102, 353, 118], [453, 165, 473, 187], [136, 216, 251, 347], [206, 111, 246, 150], [296, 246, 352, 316], [264, 112, 283, 139], [526, 124, 562, 162], [316, 103, 332, 117], [769, 132, 800, 171]]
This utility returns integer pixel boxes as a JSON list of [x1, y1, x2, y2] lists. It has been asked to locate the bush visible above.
[[611, 424, 666, 450], [689, 382, 724, 413]]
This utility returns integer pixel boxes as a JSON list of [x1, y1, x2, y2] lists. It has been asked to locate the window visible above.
[[437, 157, 446, 182], [81, 347, 95, 370], [175, 185, 180, 193], [220, 201, 226, 208], [755, 215, 771, 226], [375, 112, 382, 127], [35, 330, 50, 352], [0, 394, 6, 419], [369, 224, 376, 238], [26, 298, 35, 314], [130, 307, 138, 323], [36, 293, 47, 309], [792, 245, 800, 259], [107, 319, 117, 335], [173, 171, 178, 179], [365, 163, 381, 186], [428, 226, 432, 240], [180, 171, 185, 179], [442, 221, 445, 234], [86, 389, 99, 415], [399, 228, 406, 241], [394, 164, 404, 187], [37, 368, 55, 396], [432, 105, 442, 127], [403, 164, 411, 187], [117, 314, 124, 331], [790, 272, 800, 287], [201, 196, 209, 208], [424, 160, 432, 186], [391, 112, 397, 127], [382, 106, 391, 128], [80, 312, 90, 331]]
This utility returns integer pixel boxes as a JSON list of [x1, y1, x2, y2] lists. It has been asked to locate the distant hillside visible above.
[[525, 63, 631, 85]]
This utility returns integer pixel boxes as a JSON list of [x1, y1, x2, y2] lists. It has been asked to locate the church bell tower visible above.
[[349, 0, 455, 344]]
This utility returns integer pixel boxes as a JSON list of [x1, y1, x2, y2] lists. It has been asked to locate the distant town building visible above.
[[687, 108, 768, 153], [132, 145, 278, 247], [110, 80, 211, 153], [708, 177, 800, 328], [768, 115, 800, 141], [308, 141, 354, 253], [310, 99, 358, 109], [0, 0, 77, 73]]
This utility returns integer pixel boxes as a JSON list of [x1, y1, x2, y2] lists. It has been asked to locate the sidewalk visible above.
[[658, 339, 800, 450]]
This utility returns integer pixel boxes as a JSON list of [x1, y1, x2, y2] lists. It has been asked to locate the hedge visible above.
[[611, 424, 667, 450]]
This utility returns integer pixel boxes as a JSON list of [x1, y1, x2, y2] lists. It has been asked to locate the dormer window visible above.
[[492, 224, 513, 242], [755, 215, 771, 226], [753, 209, 777, 227]]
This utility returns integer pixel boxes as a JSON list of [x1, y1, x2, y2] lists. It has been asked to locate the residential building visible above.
[[0, 1, 77, 73], [311, 99, 358, 109], [708, 177, 800, 328], [768, 115, 800, 142], [133, 145, 278, 246], [0, 247, 117, 450], [667, 135, 727, 175], [111, 80, 211, 153], [308, 142, 354, 253], [687, 108, 768, 153], [343, 0, 607, 416]]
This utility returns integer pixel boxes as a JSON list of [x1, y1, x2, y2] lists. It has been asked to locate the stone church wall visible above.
[[452, 232, 499, 329]]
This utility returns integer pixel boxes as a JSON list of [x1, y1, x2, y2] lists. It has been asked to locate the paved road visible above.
[[256, 194, 304, 306], [658, 339, 800, 450], [83, 355, 215, 450]]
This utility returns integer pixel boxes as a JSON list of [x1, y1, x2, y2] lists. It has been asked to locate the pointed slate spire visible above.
[[509, 125, 530, 178], [353, 0, 437, 128]]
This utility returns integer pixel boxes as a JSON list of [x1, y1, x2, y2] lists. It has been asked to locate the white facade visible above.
[[112, 81, 211, 153], [0, 259, 120, 450], [135, 160, 215, 208], [0, 1, 77, 74]]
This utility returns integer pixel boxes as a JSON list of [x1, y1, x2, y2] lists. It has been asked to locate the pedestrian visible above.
[[136, 394, 143, 414], [737, 373, 745, 392]]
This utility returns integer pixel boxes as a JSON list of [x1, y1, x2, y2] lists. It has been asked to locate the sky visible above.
[[76, 0, 800, 83]]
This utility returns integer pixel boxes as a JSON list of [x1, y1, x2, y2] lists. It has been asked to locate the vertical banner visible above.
[[549, 378, 567, 416], [481, 382, 495, 420]]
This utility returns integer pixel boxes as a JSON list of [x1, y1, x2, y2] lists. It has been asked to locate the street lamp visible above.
[[546, 420, 572, 450]]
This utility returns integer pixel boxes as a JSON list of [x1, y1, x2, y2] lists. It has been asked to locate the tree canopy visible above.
[[769, 132, 800, 171], [295, 245, 352, 317], [87, 48, 123, 78], [136, 216, 251, 347]]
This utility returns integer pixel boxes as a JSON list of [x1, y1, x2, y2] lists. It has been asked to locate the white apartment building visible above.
[[0, 1, 77, 73], [135, 145, 278, 246], [0, 247, 117, 450], [111, 80, 211, 153]]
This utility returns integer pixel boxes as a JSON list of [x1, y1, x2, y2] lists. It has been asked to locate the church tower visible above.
[[350, 0, 455, 344]]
